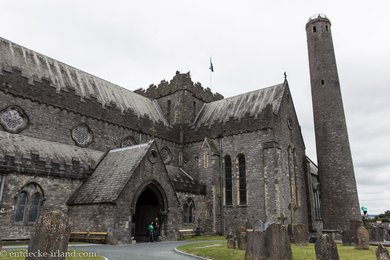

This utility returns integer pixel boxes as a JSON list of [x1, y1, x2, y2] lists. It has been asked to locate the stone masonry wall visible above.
[[273, 85, 308, 226], [113, 143, 182, 243], [0, 173, 82, 239], [0, 70, 180, 147]]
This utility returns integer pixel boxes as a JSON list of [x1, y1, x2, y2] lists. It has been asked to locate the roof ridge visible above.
[[0, 37, 168, 125]]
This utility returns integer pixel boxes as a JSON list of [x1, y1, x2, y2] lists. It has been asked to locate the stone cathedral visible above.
[[0, 15, 359, 243]]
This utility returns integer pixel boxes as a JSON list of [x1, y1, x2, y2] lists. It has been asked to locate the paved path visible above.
[[69, 241, 196, 260]]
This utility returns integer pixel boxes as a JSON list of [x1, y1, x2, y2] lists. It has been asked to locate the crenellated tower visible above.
[[306, 14, 360, 230], [135, 71, 223, 125]]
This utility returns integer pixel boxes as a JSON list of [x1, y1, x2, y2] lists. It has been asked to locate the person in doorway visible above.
[[153, 217, 160, 242], [147, 220, 155, 242]]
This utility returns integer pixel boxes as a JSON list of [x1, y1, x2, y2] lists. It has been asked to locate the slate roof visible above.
[[166, 165, 206, 195], [193, 83, 286, 128], [69, 142, 151, 205], [0, 37, 168, 125], [0, 131, 103, 166]]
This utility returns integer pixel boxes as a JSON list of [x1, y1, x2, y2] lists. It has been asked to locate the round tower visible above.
[[306, 14, 360, 230]]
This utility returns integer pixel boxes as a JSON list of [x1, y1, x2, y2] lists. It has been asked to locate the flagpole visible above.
[[209, 56, 213, 88], [210, 68, 212, 88]]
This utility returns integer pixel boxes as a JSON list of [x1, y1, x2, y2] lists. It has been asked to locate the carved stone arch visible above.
[[14, 182, 44, 224], [183, 198, 195, 224], [71, 123, 93, 147], [0, 105, 29, 133], [131, 180, 168, 241], [120, 135, 137, 148], [160, 146, 172, 165]]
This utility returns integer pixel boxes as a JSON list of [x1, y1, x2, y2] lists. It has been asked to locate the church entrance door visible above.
[[133, 183, 166, 242]]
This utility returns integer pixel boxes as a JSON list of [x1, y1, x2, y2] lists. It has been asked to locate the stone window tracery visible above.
[[224, 155, 233, 206], [183, 198, 195, 224], [0, 105, 29, 133], [14, 183, 44, 224], [71, 123, 93, 147], [238, 154, 247, 205]]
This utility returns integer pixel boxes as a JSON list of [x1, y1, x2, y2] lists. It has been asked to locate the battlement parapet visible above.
[[135, 71, 223, 103], [0, 69, 180, 143], [183, 105, 276, 143], [0, 151, 95, 180]]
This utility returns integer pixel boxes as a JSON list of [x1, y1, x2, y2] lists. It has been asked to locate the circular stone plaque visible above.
[[0, 106, 29, 134], [71, 124, 93, 147]]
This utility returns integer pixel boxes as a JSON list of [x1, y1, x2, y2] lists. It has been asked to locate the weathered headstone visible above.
[[238, 230, 248, 250], [27, 211, 72, 260], [226, 227, 236, 249], [369, 226, 385, 242], [289, 224, 309, 246], [341, 230, 353, 246], [245, 231, 266, 260], [253, 220, 265, 232], [227, 227, 235, 249], [265, 223, 292, 260], [342, 220, 362, 245], [355, 226, 370, 250], [227, 238, 236, 249], [315, 234, 339, 260], [376, 244, 390, 260]]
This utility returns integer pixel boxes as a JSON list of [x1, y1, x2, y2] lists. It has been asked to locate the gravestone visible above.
[[27, 211, 72, 260], [289, 224, 309, 246], [369, 226, 385, 242], [245, 231, 266, 260], [315, 234, 339, 260], [376, 244, 390, 260], [355, 226, 370, 250], [238, 231, 248, 250], [227, 227, 235, 249], [253, 220, 265, 232], [341, 230, 353, 246], [236, 226, 247, 250], [265, 223, 292, 260], [342, 220, 362, 245]]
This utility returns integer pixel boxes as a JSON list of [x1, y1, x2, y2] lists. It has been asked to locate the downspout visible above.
[[219, 135, 224, 235]]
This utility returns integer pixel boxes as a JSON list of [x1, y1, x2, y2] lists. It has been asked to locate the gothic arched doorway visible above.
[[133, 183, 167, 242]]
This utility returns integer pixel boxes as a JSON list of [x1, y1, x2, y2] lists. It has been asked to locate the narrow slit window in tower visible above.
[[321, 80, 325, 85], [313, 26, 317, 33]]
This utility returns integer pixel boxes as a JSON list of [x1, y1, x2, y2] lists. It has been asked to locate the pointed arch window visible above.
[[14, 183, 44, 224], [225, 155, 233, 205], [15, 192, 27, 222], [183, 198, 195, 224], [238, 154, 247, 205], [28, 193, 41, 222]]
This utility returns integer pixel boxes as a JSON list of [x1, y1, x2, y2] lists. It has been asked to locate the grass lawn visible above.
[[0, 249, 105, 260], [177, 240, 378, 260]]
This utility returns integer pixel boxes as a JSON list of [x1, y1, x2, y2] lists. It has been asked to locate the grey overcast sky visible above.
[[1, 1, 389, 214]]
